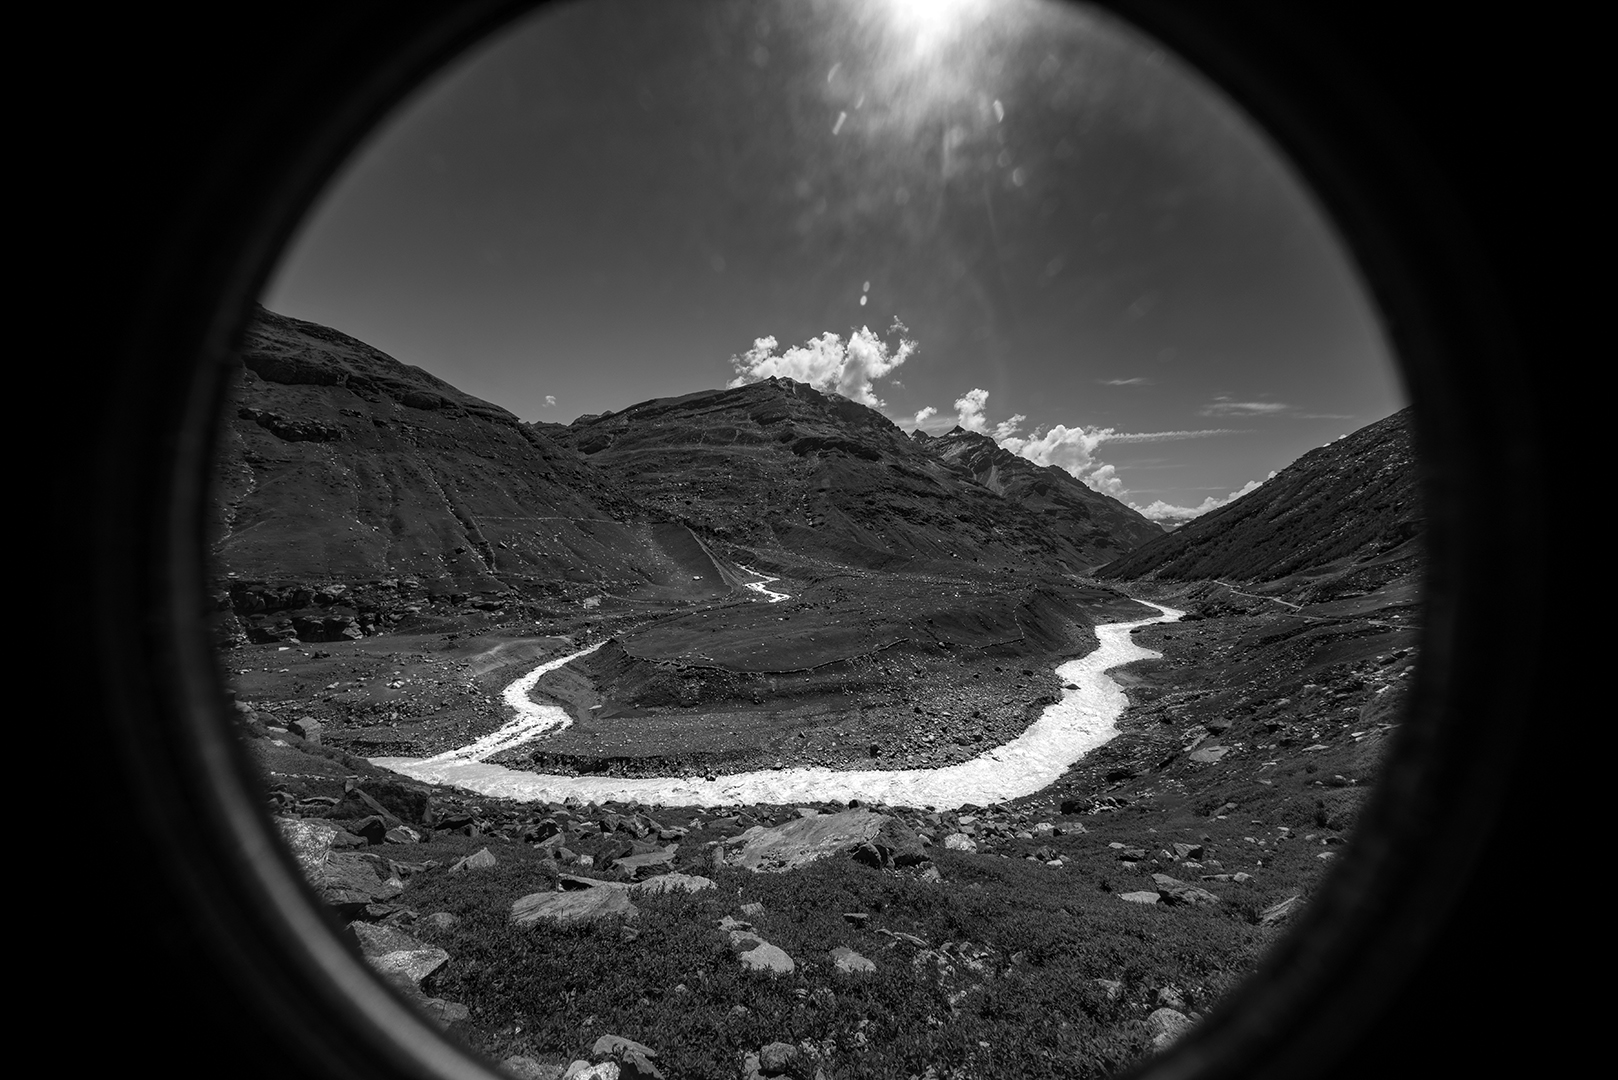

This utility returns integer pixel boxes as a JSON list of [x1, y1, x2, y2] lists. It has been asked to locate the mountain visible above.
[[212, 308, 1164, 642], [548, 379, 1161, 576], [1096, 407, 1419, 599], [917, 426, 1165, 558]]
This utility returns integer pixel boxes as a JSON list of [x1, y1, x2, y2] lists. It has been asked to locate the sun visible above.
[[885, 0, 981, 52]]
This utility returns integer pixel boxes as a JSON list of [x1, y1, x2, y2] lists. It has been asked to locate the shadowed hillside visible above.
[[1097, 408, 1419, 599], [919, 426, 1165, 563], [551, 379, 1159, 575]]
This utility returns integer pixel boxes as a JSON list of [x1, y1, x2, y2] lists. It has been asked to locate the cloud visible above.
[[1098, 377, 1151, 386], [544, 395, 557, 408], [1201, 395, 1289, 417], [913, 405, 937, 426], [1131, 472, 1274, 523], [1101, 428, 1243, 443], [729, 319, 916, 407], [953, 388, 990, 431]]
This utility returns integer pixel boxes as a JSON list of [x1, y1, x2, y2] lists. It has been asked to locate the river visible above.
[[371, 600, 1181, 810]]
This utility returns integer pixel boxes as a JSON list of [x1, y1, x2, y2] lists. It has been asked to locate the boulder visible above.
[[1118, 891, 1161, 905], [722, 809, 900, 872], [943, 833, 977, 852], [348, 922, 447, 988], [830, 945, 876, 974], [1146, 1007, 1193, 1050], [632, 872, 714, 895], [612, 847, 678, 879], [448, 847, 497, 873], [1151, 873, 1221, 907], [511, 885, 639, 927], [589, 1036, 663, 1080]]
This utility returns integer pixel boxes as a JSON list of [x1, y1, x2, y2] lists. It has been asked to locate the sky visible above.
[[264, 0, 1405, 522]]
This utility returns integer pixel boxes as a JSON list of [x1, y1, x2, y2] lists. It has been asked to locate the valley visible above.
[[218, 308, 1420, 1079]]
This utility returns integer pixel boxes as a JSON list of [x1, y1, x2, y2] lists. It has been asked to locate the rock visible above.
[[288, 717, 323, 743], [590, 1035, 664, 1080], [738, 941, 795, 975], [422, 911, 459, 931], [1116, 847, 1147, 861], [511, 885, 639, 926], [1156, 985, 1188, 1011], [349, 922, 448, 988], [1151, 873, 1221, 907], [918, 865, 943, 883], [831, 945, 876, 974], [448, 847, 497, 873], [500, 1056, 562, 1080], [842, 912, 870, 926], [740, 901, 766, 916], [632, 872, 715, 895], [723, 808, 904, 872], [1171, 842, 1204, 860], [1118, 891, 1161, 905], [1260, 894, 1305, 925], [1093, 978, 1124, 1000], [612, 847, 678, 880], [384, 825, 421, 844], [759, 1042, 799, 1075], [943, 833, 977, 852], [1146, 1007, 1193, 1049], [562, 1063, 619, 1080], [1189, 745, 1229, 763]]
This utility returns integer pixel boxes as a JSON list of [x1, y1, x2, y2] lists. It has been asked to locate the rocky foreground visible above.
[[247, 571, 1410, 1079]]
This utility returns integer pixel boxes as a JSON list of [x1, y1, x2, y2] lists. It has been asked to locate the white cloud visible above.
[[953, 388, 990, 431], [543, 395, 557, 408], [729, 320, 916, 407], [1099, 377, 1150, 386], [913, 405, 937, 426], [1131, 472, 1273, 523], [1201, 395, 1289, 417]]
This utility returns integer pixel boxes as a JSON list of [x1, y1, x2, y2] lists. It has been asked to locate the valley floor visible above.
[[226, 570, 1416, 1079]]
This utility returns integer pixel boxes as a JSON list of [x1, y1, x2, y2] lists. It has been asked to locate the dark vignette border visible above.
[[62, 4, 1551, 1078]]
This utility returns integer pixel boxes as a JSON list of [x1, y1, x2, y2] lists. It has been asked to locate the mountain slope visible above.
[[550, 378, 1161, 574], [917, 426, 1165, 561], [1096, 407, 1419, 593], [212, 307, 709, 602]]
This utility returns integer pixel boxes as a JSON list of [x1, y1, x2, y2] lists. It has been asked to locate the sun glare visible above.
[[886, 0, 981, 52]]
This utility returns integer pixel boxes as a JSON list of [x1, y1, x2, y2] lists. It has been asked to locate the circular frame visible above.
[[67, 3, 1550, 1078]]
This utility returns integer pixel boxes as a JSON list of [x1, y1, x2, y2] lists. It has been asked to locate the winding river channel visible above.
[[371, 600, 1181, 810]]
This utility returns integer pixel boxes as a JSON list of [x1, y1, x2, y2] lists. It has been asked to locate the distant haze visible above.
[[265, 0, 1403, 522]]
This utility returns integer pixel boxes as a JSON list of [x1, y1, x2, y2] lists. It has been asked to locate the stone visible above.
[[943, 833, 977, 852], [738, 941, 795, 974], [384, 825, 421, 844], [1171, 842, 1204, 860], [1260, 895, 1304, 925], [831, 946, 876, 974], [724, 808, 902, 873], [422, 911, 459, 931], [1189, 745, 1229, 763], [612, 847, 678, 880], [499, 1056, 562, 1080], [590, 1035, 664, 1080], [1151, 873, 1221, 907], [288, 717, 323, 743], [511, 885, 639, 926], [349, 922, 448, 988], [1118, 891, 1161, 905], [1146, 1007, 1193, 1050], [1156, 985, 1188, 1011], [562, 1063, 619, 1080], [632, 872, 715, 895], [759, 1042, 799, 1075], [740, 901, 766, 916], [448, 847, 497, 873], [1093, 978, 1124, 1000]]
